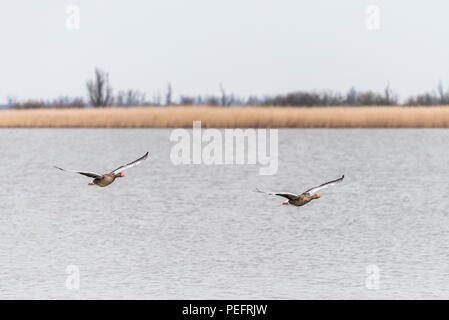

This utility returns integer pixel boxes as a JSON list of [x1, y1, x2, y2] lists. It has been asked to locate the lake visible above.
[[0, 128, 448, 299]]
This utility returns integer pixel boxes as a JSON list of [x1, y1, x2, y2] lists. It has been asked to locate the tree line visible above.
[[7, 68, 449, 109]]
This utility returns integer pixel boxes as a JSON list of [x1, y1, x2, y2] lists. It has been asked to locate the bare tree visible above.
[[86, 68, 114, 107], [346, 87, 357, 105], [51, 96, 85, 108], [438, 81, 444, 104], [219, 82, 227, 106], [205, 95, 220, 106], [166, 82, 172, 106], [179, 95, 195, 105], [11, 100, 46, 109], [152, 90, 162, 106], [384, 83, 398, 105], [437, 81, 449, 105], [6, 95, 17, 108], [116, 90, 146, 106], [384, 84, 391, 105]]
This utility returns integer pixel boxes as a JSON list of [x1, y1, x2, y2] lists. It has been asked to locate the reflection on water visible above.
[[0, 128, 448, 299]]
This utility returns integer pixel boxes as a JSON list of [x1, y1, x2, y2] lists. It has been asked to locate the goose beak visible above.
[[316, 194, 321, 198], [88, 182, 94, 186], [120, 173, 125, 177]]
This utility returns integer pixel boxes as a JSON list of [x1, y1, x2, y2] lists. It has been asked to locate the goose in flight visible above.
[[255, 175, 344, 207], [55, 152, 149, 187]]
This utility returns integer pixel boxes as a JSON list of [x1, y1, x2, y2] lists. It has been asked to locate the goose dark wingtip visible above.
[[139, 151, 149, 161]]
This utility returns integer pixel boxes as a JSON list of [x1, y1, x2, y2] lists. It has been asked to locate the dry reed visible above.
[[1, 106, 449, 128]]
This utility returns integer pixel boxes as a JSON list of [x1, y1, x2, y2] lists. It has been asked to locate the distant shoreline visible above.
[[1, 106, 449, 128]]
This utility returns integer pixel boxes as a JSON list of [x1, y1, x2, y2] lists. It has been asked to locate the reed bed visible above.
[[1, 106, 449, 128]]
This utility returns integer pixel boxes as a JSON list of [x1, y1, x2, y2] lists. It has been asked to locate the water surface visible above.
[[0, 129, 448, 299]]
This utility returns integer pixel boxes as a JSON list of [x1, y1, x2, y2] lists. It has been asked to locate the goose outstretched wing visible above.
[[111, 152, 149, 174], [254, 188, 299, 200], [304, 175, 344, 195], [54, 166, 103, 179]]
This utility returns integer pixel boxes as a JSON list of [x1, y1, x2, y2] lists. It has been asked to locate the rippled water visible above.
[[0, 128, 448, 299]]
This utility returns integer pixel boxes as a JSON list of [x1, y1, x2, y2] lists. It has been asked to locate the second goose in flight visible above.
[[55, 152, 149, 187], [255, 175, 344, 207]]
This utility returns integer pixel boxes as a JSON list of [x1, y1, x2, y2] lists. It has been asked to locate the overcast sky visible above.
[[1, 0, 448, 103]]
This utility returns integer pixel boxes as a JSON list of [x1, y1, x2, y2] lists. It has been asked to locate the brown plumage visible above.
[[255, 175, 344, 207], [55, 152, 149, 187], [88, 172, 124, 187]]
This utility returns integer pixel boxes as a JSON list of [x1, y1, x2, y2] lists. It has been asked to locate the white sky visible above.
[[1, 0, 449, 103]]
